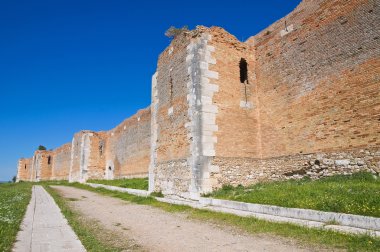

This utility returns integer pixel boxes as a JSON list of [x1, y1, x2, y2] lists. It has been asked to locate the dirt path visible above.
[[51, 186, 316, 252]]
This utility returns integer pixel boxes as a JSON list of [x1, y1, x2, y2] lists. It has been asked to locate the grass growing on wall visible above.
[[87, 177, 148, 190], [0, 182, 32, 252], [204, 172, 380, 217], [63, 183, 380, 252]]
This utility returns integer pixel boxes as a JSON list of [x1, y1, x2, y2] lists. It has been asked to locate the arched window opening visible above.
[[25, 164, 27, 170], [48, 156, 51, 165]]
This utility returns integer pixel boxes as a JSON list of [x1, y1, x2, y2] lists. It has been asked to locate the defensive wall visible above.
[[17, 0, 379, 200]]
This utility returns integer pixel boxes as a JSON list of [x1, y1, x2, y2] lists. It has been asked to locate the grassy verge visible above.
[[61, 182, 380, 251], [204, 172, 380, 217], [87, 177, 148, 190], [44, 185, 142, 251], [0, 182, 32, 252]]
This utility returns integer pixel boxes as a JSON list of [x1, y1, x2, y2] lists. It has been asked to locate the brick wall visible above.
[[51, 143, 71, 180], [105, 108, 150, 179], [16, 0, 378, 198], [29, 150, 53, 181], [152, 33, 193, 196], [69, 131, 107, 182], [208, 27, 260, 158], [251, 0, 379, 157], [16, 158, 32, 182], [208, 0, 380, 188]]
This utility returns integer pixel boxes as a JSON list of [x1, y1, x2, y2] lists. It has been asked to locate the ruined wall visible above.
[[208, 27, 259, 159], [207, 0, 380, 188], [51, 143, 72, 180], [38, 150, 53, 181], [29, 150, 53, 181], [152, 33, 193, 197], [105, 108, 150, 179], [213, 147, 380, 187], [16, 0, 379, 197], [251, 0, 380, 157], [86, 132, 107, 179], [69, 131, 106, 182], [16, 158, 32, 182], [69, 131, 85, 182]]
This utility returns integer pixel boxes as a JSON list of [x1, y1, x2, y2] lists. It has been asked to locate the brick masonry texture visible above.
[[105, 108, 151, 179], [51, 143, 71, 180], [18, 109, 151, 182], [17, 0, 379, 200]]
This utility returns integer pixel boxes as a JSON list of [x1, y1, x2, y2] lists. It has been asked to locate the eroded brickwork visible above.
[[151, 33, 193, 197], [51, 143, 71, 180], [105, 108, 151, 179], [17, 0, 379, 199], [27, 150, 53, 182], [207, 0, 380, 189], [69, 131, 108, 182], [16, 158, 32, 182], [251, 0, 380, 157], [213, 148, 380, 187]]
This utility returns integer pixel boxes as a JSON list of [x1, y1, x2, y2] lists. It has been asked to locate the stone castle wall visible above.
[[17, 0, 379, 199], [105, 107, 151, 179], [151, 33, 193, 197], [51, 143, 71, 180], [19, 108, 151, 182], [250, 0, 379, 158], [16, 158, 32, 182]]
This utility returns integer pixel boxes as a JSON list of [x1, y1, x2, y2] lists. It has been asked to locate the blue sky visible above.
[[0, 0, 301, 181]]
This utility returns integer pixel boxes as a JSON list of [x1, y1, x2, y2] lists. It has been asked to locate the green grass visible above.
[[87, 177, 148, 190], [61, 182, 380, 252], [0, 182, 32, 252], [204, 172, 380, 217], [44, 185, 142, 252]]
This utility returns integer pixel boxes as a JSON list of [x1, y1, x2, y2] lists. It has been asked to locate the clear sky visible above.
[[0, 0, 301, 181]]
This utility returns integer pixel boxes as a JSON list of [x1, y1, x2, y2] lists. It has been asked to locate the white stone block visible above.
[[186, 81, 193, 88], [202, 136, 217, 143], [201, 112, 216, 124], [203, 142, 215, 151], [199, 61, 208, 70], [200, 77, 210, 85], [280, 24, 294, 37], [206, 45, 215, 52], [201, 104, 218, 113], [203, 149, 215, 157], [205, 55, 216, 65], [168, 107, 173, 116], [201, 33, 212, 41], [201, 95, 212, 104], [186, 43, 194, 50], [202, 83, 219, 93], [202, 89, 216, 97], [203, 172, 210, 179], [202, 124, 218, 132], [335, 159, 350, 166], [240, 101, 254, 109], [204, 70, 219, 80], [209, 165, 220, 173], [186, 54, 194, 62]]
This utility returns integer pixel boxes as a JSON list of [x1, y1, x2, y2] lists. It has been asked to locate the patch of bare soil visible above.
[[51, 186, 319, 252]]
